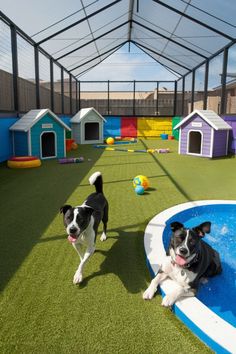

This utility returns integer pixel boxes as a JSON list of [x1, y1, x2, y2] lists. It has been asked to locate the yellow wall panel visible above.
[[137, 117, 172, 137]]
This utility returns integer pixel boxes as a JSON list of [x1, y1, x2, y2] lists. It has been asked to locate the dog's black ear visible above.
[[193, 221, 211, 237], [60, 205, 72, 215], [170, 221, 184, 232]]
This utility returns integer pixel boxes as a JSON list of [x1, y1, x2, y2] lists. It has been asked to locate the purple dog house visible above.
[[174, 110, 232, 158]]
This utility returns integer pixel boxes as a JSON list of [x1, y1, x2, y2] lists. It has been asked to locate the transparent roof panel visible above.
[[1, 0, 235, 78]]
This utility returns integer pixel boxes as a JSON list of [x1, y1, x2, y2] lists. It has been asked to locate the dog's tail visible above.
[[89, 171, 103, 193]]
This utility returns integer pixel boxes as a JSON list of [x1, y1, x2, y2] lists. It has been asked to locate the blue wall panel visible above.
[[104, 116, 121, 138], [0, 117, 18, 162]]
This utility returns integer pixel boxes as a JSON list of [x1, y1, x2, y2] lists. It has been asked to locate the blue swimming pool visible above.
[[162, 203, 236, 328]]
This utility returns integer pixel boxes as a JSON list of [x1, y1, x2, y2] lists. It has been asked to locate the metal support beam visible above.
[[61, 68, 64, 114], [156, 82, 159, 115], [152, 0, 234, 41], [191, 69, 195, 112], [75, 79, 78, 112], [128, 0, 135, 42], [220, 48, 228, 115], [10, 25, 19, 113], [131, 40, 191, 71], [133, 80, 136, 116], [107, 80, 110, 115], [75, 43, 125, 78], [56, 21, 129, 61], [69, 74, 72, 115], [132, 20, 207, 59], [78, 81, 81, 111], [37, 0, 122, 45], [182, 77, 185, 116], [69, 41, 127, 72], [34, 45, 40, 109], [203, 61, 209, 109], [173, 81, 177, 116], [50, 58, 54, 112]]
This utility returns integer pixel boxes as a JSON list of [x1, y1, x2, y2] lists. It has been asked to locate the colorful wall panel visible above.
[[121, 117, 137, 137], [103, 116, 121, 137], [172, 116, 181, 140], [137, 117, 172, 137], [0, 117, 18, 162]]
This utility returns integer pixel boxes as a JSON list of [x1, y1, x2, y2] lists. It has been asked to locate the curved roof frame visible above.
[[18, 0, 236, 79]]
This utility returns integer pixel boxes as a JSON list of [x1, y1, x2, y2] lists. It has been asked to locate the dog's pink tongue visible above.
[[67, 235, 77, 243], [175, 255, 187, 266]]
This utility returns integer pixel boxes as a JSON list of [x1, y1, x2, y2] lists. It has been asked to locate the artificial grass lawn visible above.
[[1, 138, 235, 353]]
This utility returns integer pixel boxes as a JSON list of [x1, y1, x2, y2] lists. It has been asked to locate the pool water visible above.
[[163, 204, 236, 327]]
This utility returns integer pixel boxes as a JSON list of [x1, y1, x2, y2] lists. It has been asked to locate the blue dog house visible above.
[[10, 109, 71, 159]]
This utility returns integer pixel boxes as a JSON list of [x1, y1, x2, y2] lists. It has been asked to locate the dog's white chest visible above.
[[171, 265, 196, 287]]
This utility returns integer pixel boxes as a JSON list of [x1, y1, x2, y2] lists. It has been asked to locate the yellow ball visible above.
[[133, 175, 150, 190], [106, 137, 115, 145]]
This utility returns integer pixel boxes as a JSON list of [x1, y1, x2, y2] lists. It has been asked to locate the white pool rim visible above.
[[144, 200, 236, 354]]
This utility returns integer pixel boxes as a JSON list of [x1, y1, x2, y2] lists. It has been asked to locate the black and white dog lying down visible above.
[[143, 221, 222, 307], [60, 172, 108, 284]]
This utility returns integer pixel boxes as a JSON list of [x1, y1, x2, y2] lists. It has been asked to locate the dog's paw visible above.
[[143, 285, 156, 300], [161, 295, 175, 307], [73, 271, 83, 284], [100, 232, 107, 242]]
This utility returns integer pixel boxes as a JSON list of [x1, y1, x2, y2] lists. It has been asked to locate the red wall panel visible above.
[[121, 117, 137, 137]]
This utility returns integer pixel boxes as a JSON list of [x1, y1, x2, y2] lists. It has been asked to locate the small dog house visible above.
[[10, 109, 71, 159], [71, 107, 106, 144], [174, 110, 232, 158]]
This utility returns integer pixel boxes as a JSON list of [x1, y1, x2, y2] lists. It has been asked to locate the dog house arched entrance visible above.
[[188, 131, 202, 155], [84, 122, 99, 141], [41, 132, 56, 158]]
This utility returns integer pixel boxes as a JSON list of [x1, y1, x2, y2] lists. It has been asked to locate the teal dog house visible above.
[[71, 107, 106, 144], [10, 109, 71, 159]]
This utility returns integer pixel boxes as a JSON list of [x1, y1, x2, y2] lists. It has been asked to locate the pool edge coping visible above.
[[144, 200, 236, 354]]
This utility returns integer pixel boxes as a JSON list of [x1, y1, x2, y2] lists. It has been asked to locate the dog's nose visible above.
[[69, 226, 77, 234], [179, 247, 188, 255]]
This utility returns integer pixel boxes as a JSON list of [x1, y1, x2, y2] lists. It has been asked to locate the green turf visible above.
[[1, 138, 235, 353]]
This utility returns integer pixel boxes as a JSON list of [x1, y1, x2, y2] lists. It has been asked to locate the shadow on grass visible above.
[[76, 223, 151, 294], [140, 139, 192, 201], [0, 146, 104, 291]]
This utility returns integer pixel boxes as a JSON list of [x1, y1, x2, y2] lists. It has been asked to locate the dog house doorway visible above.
[[188, 131, 202, 154], [84, 122, 99, 141], [41, 132, 56, 158]]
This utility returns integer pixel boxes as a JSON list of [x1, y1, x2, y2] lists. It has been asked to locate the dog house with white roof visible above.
[[174, 110, 232, 158], [70, 107, 106, 144], [10, 109, 70, 159]]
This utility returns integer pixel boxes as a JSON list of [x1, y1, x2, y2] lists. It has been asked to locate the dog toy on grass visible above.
[[106, 137, 115, 145], [133, 175, 150, 190], [58, 157, 84, 164]]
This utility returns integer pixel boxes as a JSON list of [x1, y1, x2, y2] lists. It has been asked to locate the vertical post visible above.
[[220, 47, 228, 115], [50, 58, 54, 112], [191, 69, 195, 112], [173, 81, 177, 116], [78, 81, 81, 111], [133, 80, 136, 116], [75, 78, 78, 112], [10, 25, 19, 113], [61, 67, 64, 114], [156, 81, 159, 115], [203, 61, 209, 110], [181, 76, 185, 116], [69, 74, 72, 115], [34, 45, 40, 109], [107, 80, 110, 115]]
